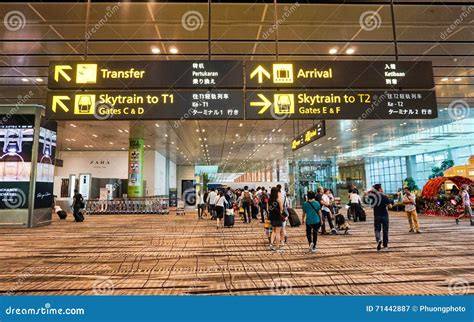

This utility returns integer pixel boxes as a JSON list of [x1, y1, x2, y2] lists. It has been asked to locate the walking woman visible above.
[[302, 191, 322, 253], [215, 191, 228, 229], [268, 187, 284, 251], [196, 191, 205, 219]]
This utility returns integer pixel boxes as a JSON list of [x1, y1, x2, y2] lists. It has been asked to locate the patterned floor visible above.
[[0, 210, 473, 295]]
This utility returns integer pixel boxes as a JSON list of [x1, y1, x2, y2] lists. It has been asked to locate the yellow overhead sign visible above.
[[249, 65, 271, 84], [51, 95, 70, 112], [76, 63, 98, 84]]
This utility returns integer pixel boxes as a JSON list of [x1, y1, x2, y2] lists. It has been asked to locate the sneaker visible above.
[[416, 230, 421, 234], [331, 229, 337, 235], [381, 247, 389, 251], [377, 241, 382, 251], [311, 247, 318, 253], [455, 218, 459, 225], [269, 244, 276, 251], [309, 242, 314, 252], [284, 236, 288, 243], [409, 228, 414, 233]]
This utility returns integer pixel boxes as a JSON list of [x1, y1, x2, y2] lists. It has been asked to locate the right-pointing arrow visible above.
[[250, 93, 272, 114], [52, 95, 70, 113]]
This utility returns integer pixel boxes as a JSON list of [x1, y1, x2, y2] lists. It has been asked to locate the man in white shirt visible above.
[[456, 184, 473, 226], [206, 188, 218, 219], [403, 187, 420, 233], [321, 188, 336, 234]]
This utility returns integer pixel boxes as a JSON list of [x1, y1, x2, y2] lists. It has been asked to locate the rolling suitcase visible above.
[[73, 211, 84, 222], [57, 210, 67, 220], [359, 208, 367, 222], [224, 213, 234, 227], [288, 208, 301, 227]]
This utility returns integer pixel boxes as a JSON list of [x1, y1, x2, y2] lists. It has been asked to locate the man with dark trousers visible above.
[[370, 184, 394, 251]]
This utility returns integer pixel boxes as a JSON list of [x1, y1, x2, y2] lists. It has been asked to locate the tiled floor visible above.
[[0, 210, 472, 295]]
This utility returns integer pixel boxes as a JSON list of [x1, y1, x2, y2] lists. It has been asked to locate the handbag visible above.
[[226, 208, 234, 217], [264, 219, 271, 229], [239, 207, 244, 213], [308, 201, 322, 222]]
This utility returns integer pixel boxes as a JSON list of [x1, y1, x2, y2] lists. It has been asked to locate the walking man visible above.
[[456, 184, 473, 225], [371, 184, 393, 251], [403, 187, 420, 233]]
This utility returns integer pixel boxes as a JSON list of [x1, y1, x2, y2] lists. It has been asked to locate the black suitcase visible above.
[[224, 213, 234, 227], [73, 211, 84, 222], [288, 208, 301, 227], [57, 210, 67, 220], [359, 209, 367, 222], [335, 213, 345, 226]]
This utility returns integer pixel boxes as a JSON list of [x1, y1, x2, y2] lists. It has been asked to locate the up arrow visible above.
[[52, 95, 70, 113], [54, 65, 72, 82], [250, 65, 271, 84], [250, 94, 272, 114]]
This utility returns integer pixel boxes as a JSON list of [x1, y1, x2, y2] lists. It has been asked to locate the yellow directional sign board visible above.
[[46, 90, 243, 121], [246, 61, 435, 89], [48, 61, 243, 89], [291, 121, 326, 151], [246, 90, 438, 120]]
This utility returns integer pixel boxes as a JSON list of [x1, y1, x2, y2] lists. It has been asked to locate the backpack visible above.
[[243, 191, 251, 202]]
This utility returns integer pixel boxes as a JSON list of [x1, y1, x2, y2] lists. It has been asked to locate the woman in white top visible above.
[[349, 189, 362, 221], [215, 191, 228, 228]]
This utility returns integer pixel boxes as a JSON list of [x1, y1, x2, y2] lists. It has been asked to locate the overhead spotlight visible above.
[[454, 77, 462, 82], [169, 47, 178, 54], [441, 77, 449, 82], [346, 48, 355, 55], [92, 134, 98, 138], [155, 123, 160, 127], [151, 47, 161, 54], [35, 78, 43, 82], [21, 78, 28, 82], [329, 48, 338, 55]]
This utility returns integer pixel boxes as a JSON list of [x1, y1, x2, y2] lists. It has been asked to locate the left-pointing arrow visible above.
[[52, 96, 70, 112], [54, 65, 72, 82]]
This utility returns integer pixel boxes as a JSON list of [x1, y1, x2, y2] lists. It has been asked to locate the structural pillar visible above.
[[128, 126, 145, 197]]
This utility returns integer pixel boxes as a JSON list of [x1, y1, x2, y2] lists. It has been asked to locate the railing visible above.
[[84, 196, 169, 215]]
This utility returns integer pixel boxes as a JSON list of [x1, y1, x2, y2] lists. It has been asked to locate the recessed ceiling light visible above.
[[165, 134, 168, 137], [70, 123, 76, 128], [441, 77, 449, 82], [109, 142, 113, 145], [151, 47, 161, 54], [21, 78, 28, 82], [169, 47, 178, 54], [35, 78, 43, 82], [454, 77, 462, 82], [66, 147, 71, 151], [118, 129, 123, 133], [239, 123, 243, 127], [121, 147, 125, 150], [171, 141, 175, 144], [155, 123, 159, 127], [329, 48, 338, 55], [92, 134, 98, 138], [372, 132, 378, 136], [346, 48, 355, 55]]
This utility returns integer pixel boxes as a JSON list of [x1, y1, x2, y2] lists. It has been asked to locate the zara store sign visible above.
[[89, 160, 111, 168]]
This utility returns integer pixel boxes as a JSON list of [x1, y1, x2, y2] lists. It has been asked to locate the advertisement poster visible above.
[[34, 120, 57, 209], [0, 115, 34, 209], [127, 138, 144, 197]]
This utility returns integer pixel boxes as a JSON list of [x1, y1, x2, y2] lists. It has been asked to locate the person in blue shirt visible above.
[[302, 191, 322, 253], [370, 184, 394, 251]]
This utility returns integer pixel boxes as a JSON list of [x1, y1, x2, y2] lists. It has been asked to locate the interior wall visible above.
[[177, 165, 194, 197]]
